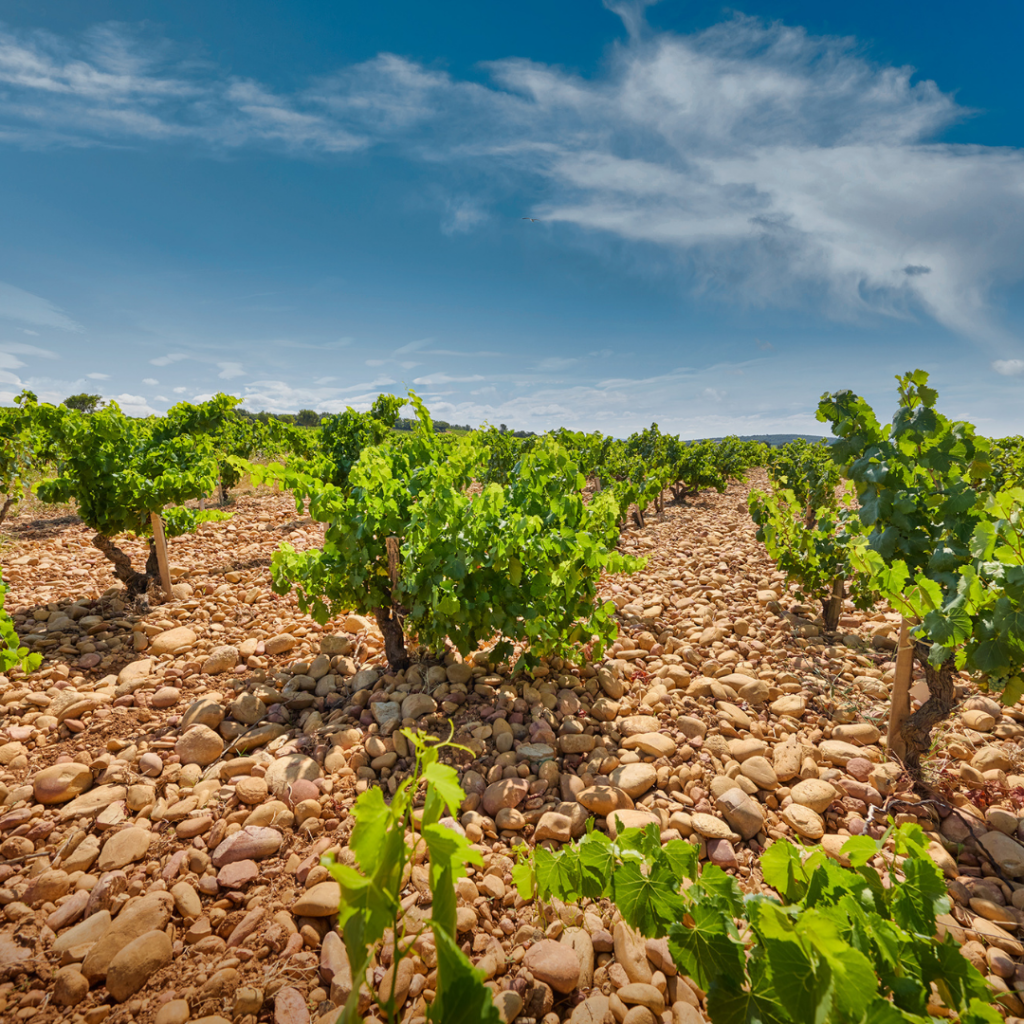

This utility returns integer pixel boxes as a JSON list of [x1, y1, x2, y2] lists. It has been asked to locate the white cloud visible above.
[[142, 376, 158, 384], [21, 328, 38, 336], [441, 196, 487, 235], [0, 341, 57, 359], [150, 352, 189, 366], [238, 376, 398, 414], [172, 386, 188, 393], [86, 372, 109, 379], [411, 373, 486, 385], [2, 15, 1024, 354], [0, 280, 84, 332], [217, 361, 245, 379], [537, 357, 578, 371], [111, 392, 158, 416], [993, 359, 1024, 377]]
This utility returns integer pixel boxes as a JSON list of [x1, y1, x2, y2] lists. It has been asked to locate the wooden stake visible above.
[[149, 512, 173, 597], [887, 616, 913, 762]]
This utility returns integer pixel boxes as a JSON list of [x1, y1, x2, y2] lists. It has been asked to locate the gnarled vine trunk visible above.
[[0, 496, 14, 528], [373, 606, 410, 673], [821, 577, 845, 634], [900, 638, 957, 780], [92, 534, 159, 597], [373, 536, 410, 673]]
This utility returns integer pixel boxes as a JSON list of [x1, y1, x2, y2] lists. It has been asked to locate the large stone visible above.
[[106, 930, 173, 1001], [619, 982, 665, 1013], [265, 633, 298, 656], [218, 860, 259, 889], [370, 701, 401, 731], [972, 746, 1014, 773], [482, 778, 529, 816], [274, 985, 310, 1024], [831, 723, 880, 745], [618, 715, 661, 737], [559, 733, 596, 755], [690, 813, 739, 841], [613, 921, 652, 984], [292, 881, 341, 917], [534, 812, 573, 843], [232, 722, 288, 752], [819, 740, 877, 766], [623, 733, 676, 758], [97, 828, 152, 872], [33, 762, 92, 804], [52, 910, 111, 954], [202, 645, 239, 675], [149, 627, 197, 655], [715, 788, 764, 840], [265, 755, 321, 798], [523, 939, 581, 994], [610, 763, 657, 798], [53, 966, 89, 1006], [782, 804, 825, 840], [175, 725, 224, 766], [180, 697, 226, 730], [115, 659, 154, 696], [676, 716, 707, 739], [171, 881, 202, 920], [320, 635, 352, 656], [81, 892, 173, 983], [570, 995, 611, 1024], [773, 738, 802, 781], [561, 926, 595, 990], [739, 756, 778, 791], [50, 689, 109, 723], [59, 785, 126, 821], [211, 826, 284, 866], [577, 786, 633, 816], [979, 831, 1024, 877], [401, 693, 437, 719], [789, 778, 838, 815], [770, 695, 806, 718], [24, 869, 70, 907], [227, 692, 265, 725], [727, 738, 766, 762]]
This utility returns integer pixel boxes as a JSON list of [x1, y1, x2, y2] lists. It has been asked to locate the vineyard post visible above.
[[887, 616, 913, 762], [149, 512, 173, 596]]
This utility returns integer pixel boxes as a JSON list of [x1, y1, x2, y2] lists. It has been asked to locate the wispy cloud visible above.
[[0, 340, 57, 358], [217, 361, 245, 379], [0, 281, 84, 332], [537, 356, 578, 371], [411, 372, 486, 385], [111, 392, 158, 416], [150, 352, 189, 366], [993, 359, 1024, 377], [86, 372, 109, 379], [3, 14, 1024, 357]]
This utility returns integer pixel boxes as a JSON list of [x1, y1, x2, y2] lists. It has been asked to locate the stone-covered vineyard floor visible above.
[[1, 472, 1023, 1024]]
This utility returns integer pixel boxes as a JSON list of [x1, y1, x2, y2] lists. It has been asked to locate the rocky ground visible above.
[[1, 473, 1024, 1024]]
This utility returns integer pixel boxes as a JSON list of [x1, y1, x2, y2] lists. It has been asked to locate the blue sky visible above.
[[1, 0, 1022, 437]]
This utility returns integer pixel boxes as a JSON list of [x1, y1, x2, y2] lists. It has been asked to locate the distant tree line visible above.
[[58, 394, 535, 436]]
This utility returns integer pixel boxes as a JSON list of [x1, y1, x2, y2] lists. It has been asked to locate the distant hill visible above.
[[696, 433, 833, 447]]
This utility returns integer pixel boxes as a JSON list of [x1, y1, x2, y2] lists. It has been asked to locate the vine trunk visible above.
[[92, 534, 159, 597], [373, 606, 410, 673], [900, 638, 957, 779]]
